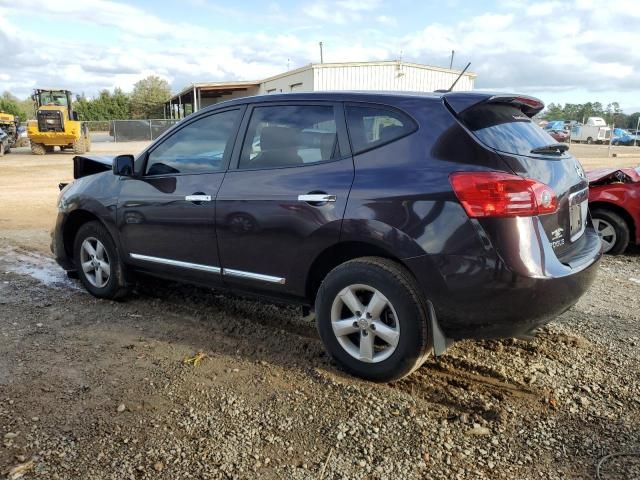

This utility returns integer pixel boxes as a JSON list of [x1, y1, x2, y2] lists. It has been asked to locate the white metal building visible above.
[[165, 61, 476, 119]]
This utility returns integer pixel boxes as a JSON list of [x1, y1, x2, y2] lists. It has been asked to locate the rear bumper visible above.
[[405, 222, 602, 339]]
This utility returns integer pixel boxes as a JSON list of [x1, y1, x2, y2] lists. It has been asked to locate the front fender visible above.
[[57, 173, 122, 254]]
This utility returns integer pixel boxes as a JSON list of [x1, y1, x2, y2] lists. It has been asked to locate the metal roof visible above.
[[168, 80, 260, 103], [167, 60, 477, 103]]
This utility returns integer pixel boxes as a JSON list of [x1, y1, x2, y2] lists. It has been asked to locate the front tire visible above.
[[316, 257, 431, 382], [31, 142, 46, 155], [73, 221, 129, 299], [591, 209, 630, 255], [73, 137, 87, 154]]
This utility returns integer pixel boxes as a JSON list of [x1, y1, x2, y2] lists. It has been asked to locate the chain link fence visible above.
[[85, 119, 179, 142]]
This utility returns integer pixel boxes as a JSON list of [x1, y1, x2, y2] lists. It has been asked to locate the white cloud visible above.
[[336, 0, 382, 11], [376, 15, 397, 26], [0, 0, 638, 108], [400, 1, 639, 98]]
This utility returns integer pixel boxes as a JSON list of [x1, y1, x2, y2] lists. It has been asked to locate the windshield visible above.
[[460, 104, 560, 156], [38, 91, 69, 107]]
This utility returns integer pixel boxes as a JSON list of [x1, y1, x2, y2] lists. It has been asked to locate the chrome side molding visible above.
[[223, 268, 286, 284], [129, 254, 285, 284], [129, 253, 221, 274]]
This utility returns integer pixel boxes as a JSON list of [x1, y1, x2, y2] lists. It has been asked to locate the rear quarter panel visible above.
[[341, 97, 510, 258]]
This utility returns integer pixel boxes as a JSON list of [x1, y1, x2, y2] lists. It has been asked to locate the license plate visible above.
[[569, 189, 589, 241]]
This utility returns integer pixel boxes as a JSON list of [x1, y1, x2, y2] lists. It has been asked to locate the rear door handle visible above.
[[185, 194, 212, 202], [297, 194, 336, 203]]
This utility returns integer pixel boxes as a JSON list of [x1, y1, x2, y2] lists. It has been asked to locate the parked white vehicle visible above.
[[570, 117, 611, 144]]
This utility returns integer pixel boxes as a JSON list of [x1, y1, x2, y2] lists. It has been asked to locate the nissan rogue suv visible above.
[[52, 91, 602, 381]]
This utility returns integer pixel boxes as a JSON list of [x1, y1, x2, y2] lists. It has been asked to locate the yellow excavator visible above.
[[0, 111, 19, 153], [27, 89, 90, 155]]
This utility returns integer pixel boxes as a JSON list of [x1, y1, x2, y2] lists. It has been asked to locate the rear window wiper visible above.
[[530, 143, 569, 155]]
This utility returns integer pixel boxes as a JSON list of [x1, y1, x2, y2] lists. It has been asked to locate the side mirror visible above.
[[113, 154, 135, 177]]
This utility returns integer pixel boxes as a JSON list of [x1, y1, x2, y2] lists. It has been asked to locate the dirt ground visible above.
[[0, 143, 639, 479]]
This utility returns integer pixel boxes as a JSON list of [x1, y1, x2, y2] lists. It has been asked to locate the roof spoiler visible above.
[[485, 95, 545, 117], [443, 93, 545, 118]]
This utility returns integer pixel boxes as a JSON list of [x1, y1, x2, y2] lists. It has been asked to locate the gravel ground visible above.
[[0, 245, 638, 479]]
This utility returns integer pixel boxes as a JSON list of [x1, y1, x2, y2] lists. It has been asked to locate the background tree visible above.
[[541, 101, 637, 127], [626, 112, 640, 130], [0, 92, 25, 121], [130, 76, 171, 119], [74, 88, 131, 120]]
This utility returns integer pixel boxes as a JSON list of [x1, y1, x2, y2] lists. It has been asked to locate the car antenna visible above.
[[436, 62, 471, 93]]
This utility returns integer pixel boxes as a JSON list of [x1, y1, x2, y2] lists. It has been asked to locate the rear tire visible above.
[[591, 209, 630, 255], [73, 221, 129, 299], [73, 137, 87, 154], [31, 142, 46, 155], [315, 257, 431, 382], [586, 137, 593, 144]]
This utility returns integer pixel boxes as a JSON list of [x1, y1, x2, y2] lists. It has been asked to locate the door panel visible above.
[[216, 159, 354, 295], [117, 108, 243, 284], [118, 173, 224, 283], [216, 102, 354, 297]]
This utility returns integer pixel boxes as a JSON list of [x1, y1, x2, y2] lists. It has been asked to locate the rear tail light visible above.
[[449, 172, 558, 218]]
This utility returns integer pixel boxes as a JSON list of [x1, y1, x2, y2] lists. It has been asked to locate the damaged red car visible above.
[[588, 167, 640, 254]]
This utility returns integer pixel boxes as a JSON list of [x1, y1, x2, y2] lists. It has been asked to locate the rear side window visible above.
[[460, 104, 558, 156], [346, 105, 417, 154], [239, 105, 339, 169]]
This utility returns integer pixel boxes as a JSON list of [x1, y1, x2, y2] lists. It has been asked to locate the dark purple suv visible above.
[[52, 91, 602, 381]]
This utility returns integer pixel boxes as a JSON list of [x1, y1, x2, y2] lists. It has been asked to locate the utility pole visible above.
[[449, 50, 455, 69], [608, 121, 613, 158], [319, 41, 324, 64]]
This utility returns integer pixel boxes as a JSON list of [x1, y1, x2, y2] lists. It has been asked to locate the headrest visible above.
[[260, 126, 299, 150], [378, 124, 405, 143]]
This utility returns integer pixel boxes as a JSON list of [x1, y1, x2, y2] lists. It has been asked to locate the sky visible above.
[[1, 0, 639, 112]]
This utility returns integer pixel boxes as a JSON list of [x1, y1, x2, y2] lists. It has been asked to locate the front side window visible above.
[[145, 109, 239, 175], [346, 105, 417, 154], [239, 105, 339, 169]]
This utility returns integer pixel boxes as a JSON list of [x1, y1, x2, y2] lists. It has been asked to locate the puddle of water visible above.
[[0, 247, 81, 290]]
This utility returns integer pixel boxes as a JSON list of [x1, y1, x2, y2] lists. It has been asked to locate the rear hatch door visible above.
[[451, 97, 589, 260]]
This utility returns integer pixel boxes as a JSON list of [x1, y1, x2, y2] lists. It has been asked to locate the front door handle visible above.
[[297, 194, 336, 203], [185, 194, 212, 202]]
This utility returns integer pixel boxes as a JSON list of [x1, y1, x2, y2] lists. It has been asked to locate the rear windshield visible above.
[[460, 104, 559, 156]]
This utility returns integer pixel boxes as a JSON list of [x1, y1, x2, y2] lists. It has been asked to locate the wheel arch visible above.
[[62, 209, 107, 262], [305, 241, 413, 304], [590, 201, 636, 243]]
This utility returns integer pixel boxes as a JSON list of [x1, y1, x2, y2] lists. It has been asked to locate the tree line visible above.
[[0, 76, 172, 122], [541, 101, 640, 129]]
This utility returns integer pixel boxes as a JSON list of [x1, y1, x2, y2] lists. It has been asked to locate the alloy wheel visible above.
[[330, 284, 400, 363], [593, 218, 617, 253], [80, 237, 111, 288]]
